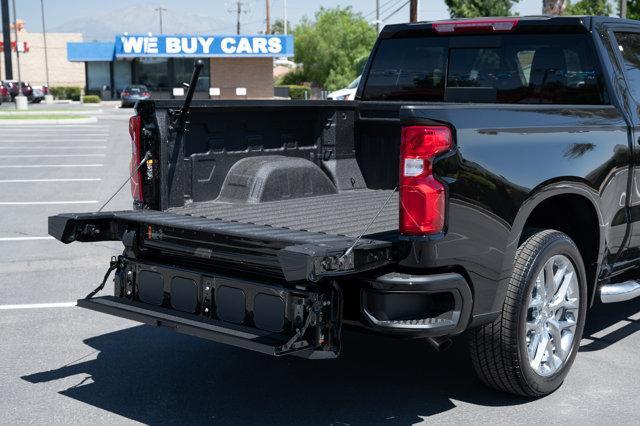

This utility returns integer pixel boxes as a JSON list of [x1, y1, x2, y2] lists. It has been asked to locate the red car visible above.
[[1, 80, 33, 100], [0, 84, 9, 104]]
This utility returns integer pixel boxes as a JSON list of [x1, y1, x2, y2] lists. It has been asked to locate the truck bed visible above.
[[167, 189, 398, 238]]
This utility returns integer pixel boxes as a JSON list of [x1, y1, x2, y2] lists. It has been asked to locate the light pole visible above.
[[154, 6, 166, 34], [11, 0, 26, 110], [40, 0, 52, 103]]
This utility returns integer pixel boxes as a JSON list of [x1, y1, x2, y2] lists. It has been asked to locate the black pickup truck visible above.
[[50, 16, 640, 397]]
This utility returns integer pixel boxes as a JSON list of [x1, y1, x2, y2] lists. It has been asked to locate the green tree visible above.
[[270, 19, 291, 34], [294, 7, 377, 91], [564, 0, 612, 15], [625, 0, 640, 19], [444, 0, 519, 18]]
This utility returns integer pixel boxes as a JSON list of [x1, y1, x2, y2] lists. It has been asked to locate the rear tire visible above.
[[468, 229, 587, 397]]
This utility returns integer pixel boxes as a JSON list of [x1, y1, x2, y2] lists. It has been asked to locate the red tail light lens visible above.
[[129, 115, 143, 203], [400, 126, 452, 235], [122, 91, 130, 97]]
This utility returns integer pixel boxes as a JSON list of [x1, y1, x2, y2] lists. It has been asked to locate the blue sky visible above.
[[12, 0, 614, 36]]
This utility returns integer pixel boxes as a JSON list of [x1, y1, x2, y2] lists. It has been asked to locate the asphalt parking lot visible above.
[[1, 112, 639, 425]]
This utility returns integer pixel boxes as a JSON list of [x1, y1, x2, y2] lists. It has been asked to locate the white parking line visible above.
[[0, 146, 107, 150], [0, 125, 108, 128], [0, 201, 99, 205], [0, 178, 102, 183], [0, 302, 76, 310], [0, 236, 55, 241], [2, 132, 109, 141], [0, 164, 104, 168], [0, 142, 107, 144], [0, 154, 106, 158]]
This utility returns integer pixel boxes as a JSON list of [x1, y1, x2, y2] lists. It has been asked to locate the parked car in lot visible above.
[[327, 75, 360, 100], [0, 83, 9, 103], [51, 16, 640, 398], [30, 87, 45, 103], [1, 80, 33, 100], [120, 85, 151, 108]]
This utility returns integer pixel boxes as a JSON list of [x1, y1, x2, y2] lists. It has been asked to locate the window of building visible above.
[[134, 58, 170, 91], [174, 58, 210, 90], [114, 61, 132, 92], [86, 62, 110, 91]]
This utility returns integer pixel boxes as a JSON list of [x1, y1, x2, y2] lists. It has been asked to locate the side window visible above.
[[615, 32, 640, 100]]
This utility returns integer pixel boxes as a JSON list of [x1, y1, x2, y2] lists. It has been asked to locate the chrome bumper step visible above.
[[600, 280, 640, 304]]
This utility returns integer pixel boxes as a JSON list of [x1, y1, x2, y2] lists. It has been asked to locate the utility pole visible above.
[[409, 0, 418, 23], [154, 6, 166, 34], [40, 0, 50, 88], [228, 1, 247, 35], [266, 0, 270, 34], [1, 0, 12, 80], [236, 1, 241, 35], [621, 0, 627, 19], [376, 0, 380, 33]]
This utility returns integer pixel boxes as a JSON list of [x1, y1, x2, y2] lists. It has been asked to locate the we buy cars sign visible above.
[[115, 34, 293, 58]]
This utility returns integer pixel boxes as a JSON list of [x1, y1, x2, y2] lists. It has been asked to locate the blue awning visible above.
[[67, 42, 115, 62]]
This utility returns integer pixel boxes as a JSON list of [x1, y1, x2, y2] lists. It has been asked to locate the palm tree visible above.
[[543, 0, 566, 14]]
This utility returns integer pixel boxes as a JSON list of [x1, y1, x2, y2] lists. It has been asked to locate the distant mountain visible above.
[[50, 5, 246, 41]]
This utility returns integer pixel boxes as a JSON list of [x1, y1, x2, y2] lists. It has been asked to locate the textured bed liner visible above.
[[168, 189, 398, 238]]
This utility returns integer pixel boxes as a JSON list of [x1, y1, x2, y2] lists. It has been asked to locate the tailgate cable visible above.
[[339, 187, 397, 261], [85, 256, 121, 299], [97, 152, 151, 212]]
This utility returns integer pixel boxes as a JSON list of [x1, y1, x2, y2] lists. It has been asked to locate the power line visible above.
[[364, 0, 398, 19], [383, 0, 409, 22], [380, 0, 406, 17]]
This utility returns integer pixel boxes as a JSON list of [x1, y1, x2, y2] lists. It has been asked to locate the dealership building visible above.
[[67, 34, 294, 100]]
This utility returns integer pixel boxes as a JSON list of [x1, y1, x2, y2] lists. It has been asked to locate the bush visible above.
[[278, 69, 306, 85], [275, 85, 310, 100], [82, 95, 101, 104], [50, 86, 82, 101]]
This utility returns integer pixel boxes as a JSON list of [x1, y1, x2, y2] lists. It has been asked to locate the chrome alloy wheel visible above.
[[525, 254, 580, 377]]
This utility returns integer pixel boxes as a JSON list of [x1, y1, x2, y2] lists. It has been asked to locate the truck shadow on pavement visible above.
[[21, 299, 639, 424]]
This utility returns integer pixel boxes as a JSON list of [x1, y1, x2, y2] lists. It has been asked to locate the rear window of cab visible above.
[[361, 33, 606, 104]]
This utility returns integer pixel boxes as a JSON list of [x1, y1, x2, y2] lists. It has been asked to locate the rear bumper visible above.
[[360, 271, 472, 337]]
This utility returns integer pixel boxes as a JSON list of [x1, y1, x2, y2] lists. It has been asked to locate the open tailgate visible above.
[[48, 210, 395, 282]]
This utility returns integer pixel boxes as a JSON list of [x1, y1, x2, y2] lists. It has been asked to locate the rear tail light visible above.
[[400, 126, 452, 235], [433, 18, 519, 34], [122, 91, 130, 97], [142, 92, 150, 97], [129, 115, 143, 203]]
